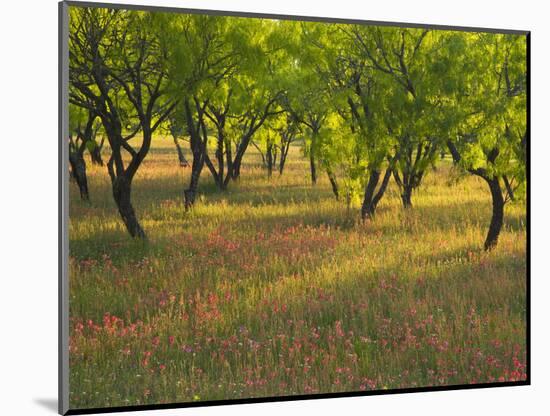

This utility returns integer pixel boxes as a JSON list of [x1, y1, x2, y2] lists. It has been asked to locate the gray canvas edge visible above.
[[63, 0, 530, 35], [59, 1, 70, 414]]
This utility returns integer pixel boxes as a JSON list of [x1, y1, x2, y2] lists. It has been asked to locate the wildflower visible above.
[[335, 321, 345, 338]]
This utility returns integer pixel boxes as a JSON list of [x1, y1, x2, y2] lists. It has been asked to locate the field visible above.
[[68, 136, 527, 409]]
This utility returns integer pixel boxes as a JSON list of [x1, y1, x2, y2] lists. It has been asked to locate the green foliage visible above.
[[68, 4, 527, 223], [449, 34, 527, 200]]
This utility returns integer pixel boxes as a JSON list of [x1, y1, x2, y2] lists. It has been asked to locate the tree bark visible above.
[[361, 170, 381, 220], [215, 131, 225, 186], [279, 140, 290, 175], [327, 168, 339, 200], [447, 140, 506, 251], [361, 167, 392, 220], [89, 135, 105, 166], [503, 175, 515, 201], [225, 141, 234, 182], [231, 161, 242, 181], [173, 136, 189, 167], [309, 152, 317, 185], [69, 152, 89, 201], [90, 145, 104, 166], [185, 140, 205, 210], [185, 149, 205, 210], [266, 143, 274, 178], [483, 176, 505, 251], [112, 175, 145, 238], [401, 186, 413, 209]]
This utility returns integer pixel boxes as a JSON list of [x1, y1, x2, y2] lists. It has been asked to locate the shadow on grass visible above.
[[69, 230, 173, 265], [70, 198, 525, 260]]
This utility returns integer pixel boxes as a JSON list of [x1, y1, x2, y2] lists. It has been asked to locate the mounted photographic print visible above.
[[59, 1, 530, 414]]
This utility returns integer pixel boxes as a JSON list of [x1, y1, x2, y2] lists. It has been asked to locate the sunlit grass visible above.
[[68, 136, 526, 409]]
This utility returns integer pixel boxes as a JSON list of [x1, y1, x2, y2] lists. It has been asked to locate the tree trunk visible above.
[[503, 175, 515, 201], [361, 170, 381, 220], [226, 141, 233, 182], [216, 132, 225, 186], [185, 154, 204, 210], [279, 157, 286, 175], [230, 133, 254, 181], [361, 167, 392, 220], [184, 163, 201, 210], [272, 146, 278, 168], [279, 144, 289, 175], [401, 186, 413, 209], [89, 135, 105, 166], [327, 168, 339, 200], [69, 152, 89, 201], [231, 161, 242, 181], [266, 143, 274, 178], [90, 143, 104, 166], [447, 141, 506, 251], [309, 152, 317, 185], [173, 136, 189, 167], [483, 176, 505, 251], [112, 175, 145, 239]]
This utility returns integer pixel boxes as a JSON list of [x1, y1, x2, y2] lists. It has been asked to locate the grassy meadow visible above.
[[68, 136, 527, 409]]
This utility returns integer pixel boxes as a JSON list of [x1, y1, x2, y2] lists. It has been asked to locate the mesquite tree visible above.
[[182, 98, 209, 209], [203, 85, 283, 187], [447, 34, 527, 250], [294, 22, 390, 216], [346, 27, 452, 209], [252, 112, 300, 178], [68, 105, 98, 200], [164, 116, 189, 167], [252, 118, 281, 178], [276, 114, 300, 176], [187, 18, 286, 191], [69, 8, 176, 238], [319, 26, 397, 219], [166, 14, 252, 204], [281, 32, 330, 186]]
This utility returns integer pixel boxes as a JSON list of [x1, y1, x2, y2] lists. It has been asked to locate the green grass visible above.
[[68, 136, 527, 409]]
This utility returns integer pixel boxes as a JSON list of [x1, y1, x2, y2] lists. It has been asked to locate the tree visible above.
[[68, 104, 97, 200], [189, 18, 285, 191], [346, 27, 453, 209], [182, 97, 209, 209], [313, 24, 397, 219], [202, 81, 282, 187], [252, 112, 300, 178], [69, 8, 177, 238], [165, 14, 250, 205], [165, 115, 189, 167], [276, 114, 300, 176], [447, 33, 527, 250], [281, 27, 331, 186]]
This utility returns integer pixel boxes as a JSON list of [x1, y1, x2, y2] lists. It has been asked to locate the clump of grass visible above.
[[68, 138, 526, 409]]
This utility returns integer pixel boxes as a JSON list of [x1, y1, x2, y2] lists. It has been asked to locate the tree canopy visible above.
[[68, 6, 527, 249]]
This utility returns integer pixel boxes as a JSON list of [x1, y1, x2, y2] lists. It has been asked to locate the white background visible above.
[[0, 0, 546, 415]]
